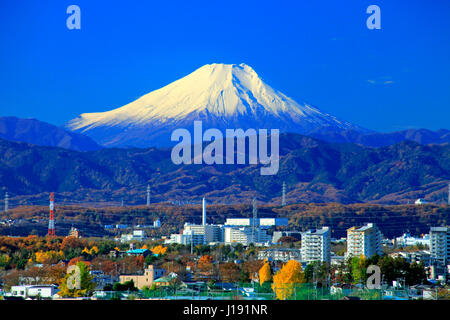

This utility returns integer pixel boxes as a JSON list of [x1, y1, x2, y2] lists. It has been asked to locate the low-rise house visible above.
[[389, 250, 431, 266], [120, 230, 147, 243], [126, 248, 151, 257], [330, 254, 346, 266], [257, 248, 301, 262], [153, 272, 182, 287], [90, 270, 119, 290]]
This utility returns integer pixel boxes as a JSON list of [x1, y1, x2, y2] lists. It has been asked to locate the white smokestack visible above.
[[202, 197, 206, 226]]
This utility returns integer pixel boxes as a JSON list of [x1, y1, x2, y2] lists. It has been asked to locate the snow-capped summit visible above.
[[65, 63, 364, 147]]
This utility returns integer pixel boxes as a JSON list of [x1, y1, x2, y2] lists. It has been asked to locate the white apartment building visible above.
[[430, 226, 450, 266], [301, 227, 331, 264], [346, 223, 383, 258]]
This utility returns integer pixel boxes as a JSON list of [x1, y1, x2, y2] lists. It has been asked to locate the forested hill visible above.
[[0, 133, 449, 205]]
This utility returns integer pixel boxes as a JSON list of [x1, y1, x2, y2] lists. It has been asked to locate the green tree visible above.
[[113, 280, 138, 292], [59, 261, 96, 297]]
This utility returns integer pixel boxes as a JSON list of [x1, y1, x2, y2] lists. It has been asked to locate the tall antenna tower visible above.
[[282, 182, 286, 206], [252, 198, 258, 244], [4, 192, 8, 213], [47, 192, 55, 237], [146, 184, 151, 207]]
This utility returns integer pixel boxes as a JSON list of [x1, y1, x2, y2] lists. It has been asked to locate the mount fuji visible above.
[[65, 63, 366, 148]]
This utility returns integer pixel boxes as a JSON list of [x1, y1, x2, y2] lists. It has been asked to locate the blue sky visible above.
[[0, 0, 449, 132]]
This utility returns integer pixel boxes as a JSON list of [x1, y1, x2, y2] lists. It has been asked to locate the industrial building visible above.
[[166, 197, 275, 246], [223, 226, 271, 246], [224, 217, 288, 228], [183, 223, 223, 244]]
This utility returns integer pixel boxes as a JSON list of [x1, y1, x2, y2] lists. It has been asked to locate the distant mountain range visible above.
[[1, 116, 448, 152], [1, 133, 449, 205], [310, 127, 450, 147], [0, 117, 101, 151]]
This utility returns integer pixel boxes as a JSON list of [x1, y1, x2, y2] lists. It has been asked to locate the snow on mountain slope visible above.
[[65, 63, 364, 147]]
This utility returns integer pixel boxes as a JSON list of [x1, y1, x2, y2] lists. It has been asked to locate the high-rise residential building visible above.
[[346, 223, 383, 258], [430, 226, 450, 266], [301, 227, 331, 264]]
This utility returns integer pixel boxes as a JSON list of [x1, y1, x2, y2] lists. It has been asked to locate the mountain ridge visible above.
[[1, 133, 449, 205], [0, 117, 101, 151]]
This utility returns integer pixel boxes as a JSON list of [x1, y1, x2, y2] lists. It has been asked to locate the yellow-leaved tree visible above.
[[82, 246, 99, 256], [271, 260, 305, 300], [259, 262, 272, 286], [34, 250, 64, 264], [151, 245, 167, 255]]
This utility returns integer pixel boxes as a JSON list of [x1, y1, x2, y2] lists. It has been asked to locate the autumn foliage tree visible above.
[[272, 260, 305, 300], [259, 262, 272, 285], [151, 245, 167, 255], [219, 262, 240, 283]]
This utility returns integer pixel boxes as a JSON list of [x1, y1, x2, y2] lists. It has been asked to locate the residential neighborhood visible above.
[[1, 203, 449, 300]]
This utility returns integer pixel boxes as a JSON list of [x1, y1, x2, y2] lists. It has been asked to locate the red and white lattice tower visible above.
[[48, 192, 55, 237]]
